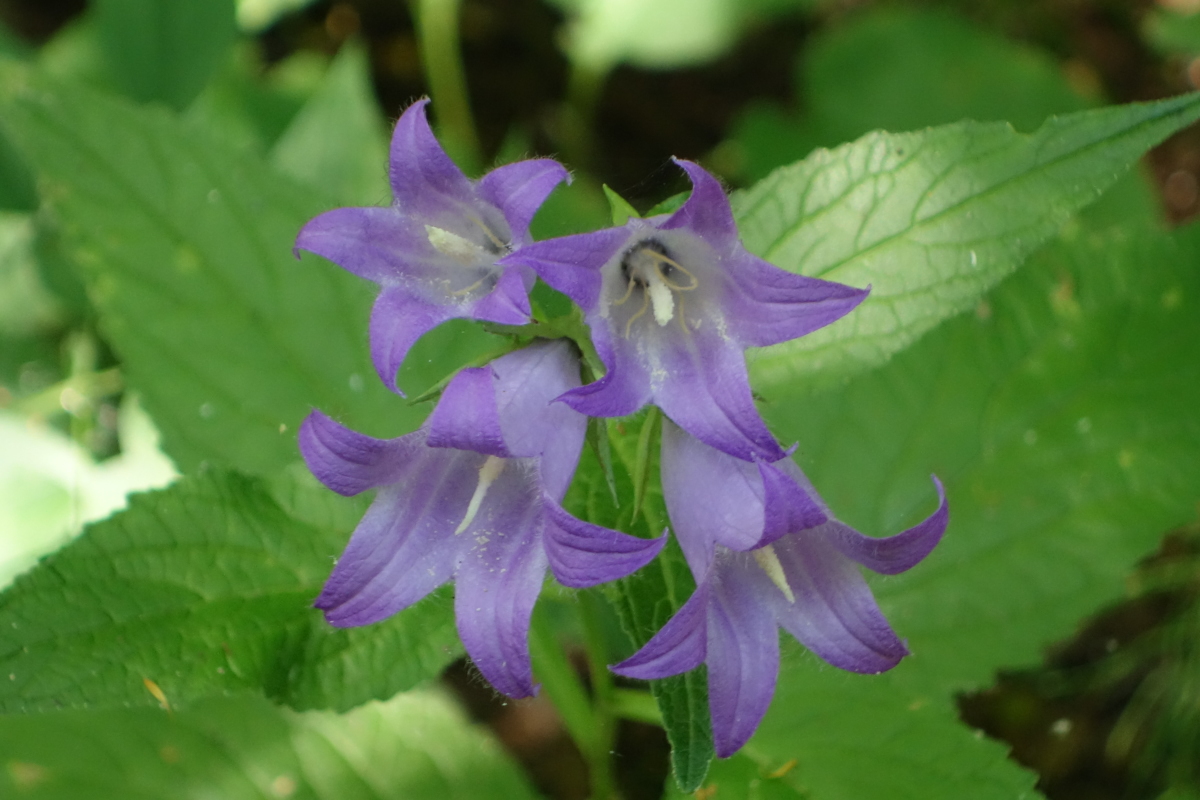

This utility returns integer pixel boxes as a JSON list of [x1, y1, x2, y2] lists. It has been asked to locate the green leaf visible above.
[[603, 184, 640, 225], [0, 470, 460, 714], [92, 0, 238, 110], [0, 73, 493, 476], [730, 216, 1200, 798], [0, 688, 537, 799], [271, 42, 389, 205], [733, 93, 1200, 393]]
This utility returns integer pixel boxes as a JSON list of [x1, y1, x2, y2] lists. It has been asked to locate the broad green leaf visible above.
[[0, 688, 537, 800], [271, 42, 389, 205], [92, 0, 238, 110], [733, 93, 1200, 392], [0, 73, 493, 476], [723, 217, 1200, 798], [0, 470, 460, 714]]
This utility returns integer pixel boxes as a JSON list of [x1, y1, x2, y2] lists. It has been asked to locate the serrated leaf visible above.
[[0, 73, 495, 476], [0, 470, 460, 714], [0, 688, 537, 800], [92, 0, 238, 110], [733, 93, 1200, 393], [271, 42, 389, 205]]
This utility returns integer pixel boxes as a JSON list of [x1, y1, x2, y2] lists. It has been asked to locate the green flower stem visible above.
[[611, 688, 662, 726], [579, 590, 620, 800], [413, 0, 482, 172], [560, 59, 607, 171]]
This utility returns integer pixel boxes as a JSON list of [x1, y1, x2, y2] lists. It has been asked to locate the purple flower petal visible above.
[[496, 226, 630, 310], [824, 476, 948, 574], [298, 410, 412, 496], [491, 341, 587, 496], [369, 286, 459, 394], [653, 330, 785, 461], [767, 533, 909, 673], [387, 99, 475, 218], [660, 419, 763, 569], [725, 254, 870, 347], [755, 456, 827, 548], [659, 159, 738, 249], [470, 264, 534, 326], [478, 159, 572, 247], [453, 472, 548, 698], [611, 583, 709, 680], [316, 446, 479, 624], [542, 495, 665, 588], [706, 561, 781, 758], [295, 206, 432, 284], [427, 366, 512, 457]]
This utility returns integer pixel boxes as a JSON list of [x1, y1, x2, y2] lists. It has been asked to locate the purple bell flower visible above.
[[295, 99, 570, 394], [300, 341, 665, 698], [613, 422, 947, 756], [498, 160, 869, 461]]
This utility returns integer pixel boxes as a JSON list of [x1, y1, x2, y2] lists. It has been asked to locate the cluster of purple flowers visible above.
[[297, 101, 948, 757]]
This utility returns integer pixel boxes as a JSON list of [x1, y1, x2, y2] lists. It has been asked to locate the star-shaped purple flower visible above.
[[295, 99, 570, 394], [300, 341, 665, 698], [499, 160, 869, 461], [613, 422, 947, 756]]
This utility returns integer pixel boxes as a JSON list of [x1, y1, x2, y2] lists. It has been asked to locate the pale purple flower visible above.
[[295, 99, 569, 394], [613, 422, 947, 756], [300, 341, 664, 698], [498, 160, 868, 461]]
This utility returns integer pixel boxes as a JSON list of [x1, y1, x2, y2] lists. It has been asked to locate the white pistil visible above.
[[753, 544, 795, 603], [455, 456, 506, 534], [426, 224, 487, 264], [645, 268, 676, 326]]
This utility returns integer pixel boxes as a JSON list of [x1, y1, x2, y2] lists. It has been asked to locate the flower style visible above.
[[300, 341, 665, 698], [295, 99, 569, 394], [613, 422, 947, 756], [499, 160, 869, 461]]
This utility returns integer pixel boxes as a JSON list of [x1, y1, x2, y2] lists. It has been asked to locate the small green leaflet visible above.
[[0, 470, 460, 714], [733, 92, 1200, 394]]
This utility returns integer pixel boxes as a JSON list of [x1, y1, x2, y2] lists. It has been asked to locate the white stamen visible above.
[[645, 269, 675, 326], [753, 544, 795, 603], [455, 456, 506, 534], [426, 225, 486, 263]]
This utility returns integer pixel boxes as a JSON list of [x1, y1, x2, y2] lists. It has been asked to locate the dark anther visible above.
[[620, 238, 671, 286]]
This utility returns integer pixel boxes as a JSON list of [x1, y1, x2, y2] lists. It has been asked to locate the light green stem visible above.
[[579, 591, 620, 800], [413, 0, 482, 171]]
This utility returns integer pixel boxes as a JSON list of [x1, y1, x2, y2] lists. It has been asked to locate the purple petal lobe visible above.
[[556, 334, 651, 421], [470, 265, 533, 326], [498, 227, 631, 311], [660, 420, 763, 571], [478, 159, 571, 247], [316, 447, 481, 624], [726, 255, 870, 347], [426, 366, 511, 457], [654, 333, 784, 461], [298, 410, 410, 496], [767, 534, 909, 674], [660, 160, 738, 248], [706, 560, 780, 758], [370, 286, 459, 395], [755, 457, 827, 548], [387, 99, 473, 214], [295, 206, 426, 284], [611, 583, 709, 680], [491, 342, 587, 496], [542, 495, 666, 587], [824, 476, 948, 574], [453, 476, 548, 698]]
